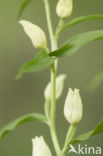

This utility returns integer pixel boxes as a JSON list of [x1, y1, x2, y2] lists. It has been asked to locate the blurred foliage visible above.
[[87, 70, 103, 92], [18, 0, 31, 18]]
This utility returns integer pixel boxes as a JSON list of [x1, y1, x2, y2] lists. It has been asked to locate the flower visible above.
[[44, 74, 66, 100], [64, 88, 83, 124], [32, 136, 52, 156], [19, 20, 47, 49], [56, 0, 73, 19]]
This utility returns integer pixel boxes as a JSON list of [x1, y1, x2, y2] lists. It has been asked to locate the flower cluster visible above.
[[19, 0, 73, 50], [19, 0, 83, 155], [32, 86, 83, 155]]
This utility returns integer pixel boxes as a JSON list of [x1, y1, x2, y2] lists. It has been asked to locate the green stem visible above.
[[43, 2, 76, 156], [62, 125, 77, 154], [43, 0, 56, 50], [51, 65, 56, 125], [55, 19, 64, 39], [43, 0, 61, 155], [44, 99, 51, 122]]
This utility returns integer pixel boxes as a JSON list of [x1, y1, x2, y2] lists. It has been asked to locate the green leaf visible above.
[[16, 51, 54, 79], [71, 119, 103, 145], [59, 15, 103, 35], [87, 70, 103, 92], [50, 30, 103, 57], [0, 113, 48, 140], [18, 0, 32, 18]]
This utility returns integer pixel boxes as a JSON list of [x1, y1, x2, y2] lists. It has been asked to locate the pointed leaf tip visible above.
[[18, 0, 32, 18]]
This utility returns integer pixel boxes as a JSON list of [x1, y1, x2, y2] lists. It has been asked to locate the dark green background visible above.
[[0, 0, 103, 155]]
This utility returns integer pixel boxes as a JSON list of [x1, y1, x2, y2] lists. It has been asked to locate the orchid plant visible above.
[[0, 0, 103, 156]]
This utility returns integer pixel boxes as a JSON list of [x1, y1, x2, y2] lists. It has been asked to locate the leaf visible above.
[[16, 51, 54, 79], [71, 119, 103, 145], [50, 30, 103, 58], [59, 15, 103, 35], [0, 113, 48, 140], [18, 0, 32, 18], [87, 70, 103, 92]]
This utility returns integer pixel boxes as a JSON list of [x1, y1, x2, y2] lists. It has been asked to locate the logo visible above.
[[68, 144, 102, 155]]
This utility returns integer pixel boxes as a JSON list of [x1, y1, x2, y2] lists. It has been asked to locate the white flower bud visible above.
[[64, 88, 83, 124], [19, 20, 47, 49], [44, 74, 66, 100], [56, 0, 73, 19], [32, 136, 52, 156]]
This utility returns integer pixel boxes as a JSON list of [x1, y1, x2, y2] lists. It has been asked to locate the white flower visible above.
[[56, 0, 73, 19], [64, 88, 83, 124], [32, 136, 52, 156], [44, 74, 66, 100], [19, 20, 47, 49]]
